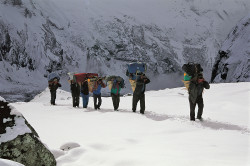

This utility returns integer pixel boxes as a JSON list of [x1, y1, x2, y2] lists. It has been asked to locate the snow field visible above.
[[11, 82, 250, 166]]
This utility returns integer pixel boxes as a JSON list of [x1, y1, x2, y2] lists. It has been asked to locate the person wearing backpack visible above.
[[80, 78, 89, 108], [111, 79, 123, 111], [132, 74, 150, 114], [188, 73, 210, 121], [70, 80, 80, 107], [93, 78, 106, 110], [48, 78, 61, 105]]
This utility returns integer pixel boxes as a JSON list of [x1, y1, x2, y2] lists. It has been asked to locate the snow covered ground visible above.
[[0, 159, 24, 166], [11, 82, 250, 166]]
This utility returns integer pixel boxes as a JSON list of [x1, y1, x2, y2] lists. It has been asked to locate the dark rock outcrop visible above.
[[0, 97, 56, 166]]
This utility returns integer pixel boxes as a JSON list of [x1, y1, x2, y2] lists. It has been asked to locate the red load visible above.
[[74, 73, 98, 83]]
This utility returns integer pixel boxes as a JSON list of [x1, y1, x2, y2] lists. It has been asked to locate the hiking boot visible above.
[[190, 118, 195, 121], [197, 117, 203, 121]]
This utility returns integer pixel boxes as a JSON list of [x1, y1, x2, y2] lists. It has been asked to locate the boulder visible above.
[[0, 97, 56, 166]]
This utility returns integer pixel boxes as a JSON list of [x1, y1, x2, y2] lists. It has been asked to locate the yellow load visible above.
[[88, 78, 97, 92], [107, 81, 113, 90], [129, 79, 136, 92], [182, 80, 190, 90]]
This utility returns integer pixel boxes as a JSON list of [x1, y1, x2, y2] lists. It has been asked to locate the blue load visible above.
[[48, 72, 60, 82], [126, 62, 147, 80], [127, 63, 147, 74]]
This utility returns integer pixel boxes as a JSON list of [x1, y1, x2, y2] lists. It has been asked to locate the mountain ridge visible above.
[[0, 0, 249, 101]]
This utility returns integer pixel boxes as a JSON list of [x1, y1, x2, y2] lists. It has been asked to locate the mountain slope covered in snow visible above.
[[211, 14, 250, 83], [10, 82, 250, 166], [0, 0, 250, 101]]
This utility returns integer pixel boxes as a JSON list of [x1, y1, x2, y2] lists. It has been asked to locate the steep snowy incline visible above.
[[211, 14, 250, 83], [11, 82, 250, 166], [0, 0, 250, 101]]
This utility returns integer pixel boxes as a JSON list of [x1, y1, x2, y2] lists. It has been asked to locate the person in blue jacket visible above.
[[80, 78, 89, 108], [92, 78, 106, 110]]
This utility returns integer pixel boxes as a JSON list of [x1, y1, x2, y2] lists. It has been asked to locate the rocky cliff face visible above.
[[0, 97, 56, 166], [211, 14, 250, 83], [0, 0, 249, 101]]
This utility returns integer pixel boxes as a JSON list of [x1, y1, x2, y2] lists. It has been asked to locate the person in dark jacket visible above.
[[49, 78, 61, 105], [188, 73, 210, 121], [132, 74, 150, 114], [80, 78, 89, 108], [70, 80, 80, 107], [93, 78, 106, 110], [111, 79, 122, 111]]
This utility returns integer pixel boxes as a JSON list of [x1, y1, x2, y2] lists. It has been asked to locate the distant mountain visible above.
[[0, 0, 249, 101], [211, 14, 250, 83]]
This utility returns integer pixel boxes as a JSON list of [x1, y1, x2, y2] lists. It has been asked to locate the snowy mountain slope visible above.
[[11, 82, 250, 166], [211, 14, 250, 83], [0, 0, 250, 101]]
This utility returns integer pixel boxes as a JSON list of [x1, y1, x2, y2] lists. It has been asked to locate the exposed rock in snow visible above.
[[0, 98, 56, 166]]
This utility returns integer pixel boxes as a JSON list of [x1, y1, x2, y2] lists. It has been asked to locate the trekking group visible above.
[[48, 62, 210, 120]]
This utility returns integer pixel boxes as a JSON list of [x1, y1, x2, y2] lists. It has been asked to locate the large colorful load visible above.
[[48, 72, 60, 84], [106, 76, 125, 90], [74, 73, 98, 83], [88, 76, 106, 92], [73, 73, 98, 92], [126, 62, 147, 92], [182, 63, 203, 90]]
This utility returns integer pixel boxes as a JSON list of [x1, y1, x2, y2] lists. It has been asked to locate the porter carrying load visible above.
[[126, 62, 147, 92]]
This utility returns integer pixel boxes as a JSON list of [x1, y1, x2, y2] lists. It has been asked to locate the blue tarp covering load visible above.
[[126, 62, 147, 80], [127, 63, 147, 74], [48, 72, 60, 82], [126, 62, 147, 91]]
